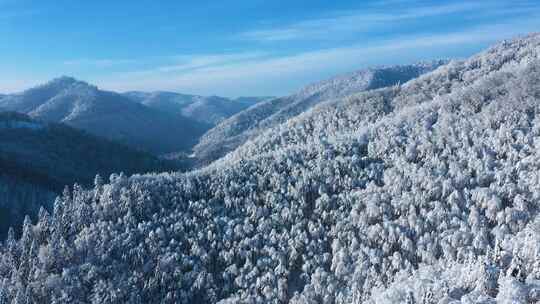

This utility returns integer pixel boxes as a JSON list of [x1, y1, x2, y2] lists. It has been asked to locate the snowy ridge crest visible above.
[[194, 60, 446, 165]]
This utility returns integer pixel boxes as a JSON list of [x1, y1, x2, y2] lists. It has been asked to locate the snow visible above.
[[124, 91, 268, 125], [2, 33, 540, 303], [194, 60, 446, 165]]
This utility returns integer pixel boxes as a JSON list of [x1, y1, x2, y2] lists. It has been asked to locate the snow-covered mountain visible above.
[[233, 96, 273, 106], [124, 91, 271, 125], [2, 34, 540, 304], [0, 111, 178, 239], [194, 61, 447, 164], [0, 77, 208, 154]]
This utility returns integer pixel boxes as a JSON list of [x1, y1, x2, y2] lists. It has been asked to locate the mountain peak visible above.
[[49, 75, 81, 84], [43, 76, 95, 91]]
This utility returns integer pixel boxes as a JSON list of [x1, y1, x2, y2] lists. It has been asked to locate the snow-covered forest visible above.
[[0, 111, 178, 239], [1, 34, 540, 304], [194, 61, 446, 165]]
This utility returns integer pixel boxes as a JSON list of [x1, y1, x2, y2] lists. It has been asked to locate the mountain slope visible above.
[[194, 61, 447, 164], [0, 77, 208, 154], [1, 34, 540, 304], [0, 111, 178, 238], [233, 96, 273, 106], [216, 33, 540, 165], [124, 91, 270, 125]]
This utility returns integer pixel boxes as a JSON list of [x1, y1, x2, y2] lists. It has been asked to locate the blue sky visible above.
[[1, 0, 540, 97]]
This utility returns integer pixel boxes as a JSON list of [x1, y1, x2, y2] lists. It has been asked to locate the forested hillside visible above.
[[1, 34, 540, 304], [194, 61, 446, 165], [0, 112, 177, 238]]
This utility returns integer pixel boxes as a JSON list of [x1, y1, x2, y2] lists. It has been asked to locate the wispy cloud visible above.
[[238, 1, 535, 42], [157, 52, 268, 73], [9, 1, 537, 96], [96, 16, 540, 97]]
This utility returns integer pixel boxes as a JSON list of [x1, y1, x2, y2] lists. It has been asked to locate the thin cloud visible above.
[[97, 17, 540, 97], [158, 52, 268, 73], [238, 1, 535, 42]]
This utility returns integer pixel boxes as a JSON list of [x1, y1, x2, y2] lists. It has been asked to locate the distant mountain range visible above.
[[193, 60, 447, 164], [0, 80, 269, 236], [0, 111, 178, 238], [0, 78, 269, 155], [124, 91, 271, 125]]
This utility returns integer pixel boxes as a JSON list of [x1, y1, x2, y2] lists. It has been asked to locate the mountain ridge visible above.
[[0, 78, 209, 154], [193, 60, 448, 165], [124, 91, 272, 125]]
